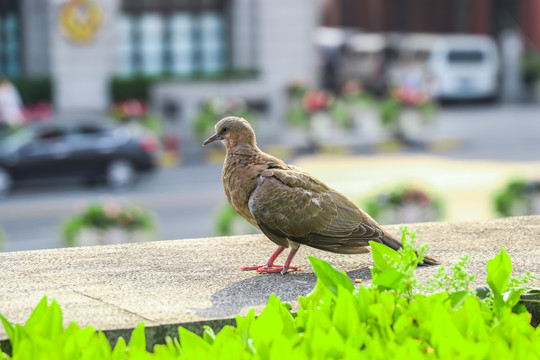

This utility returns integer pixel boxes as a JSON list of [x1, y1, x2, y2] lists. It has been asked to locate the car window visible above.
[[73, 124, 107, 137], [447, 50, 484, 63], [37, 127, 67, 142]]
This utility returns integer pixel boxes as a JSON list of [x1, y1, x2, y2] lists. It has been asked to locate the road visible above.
[[0, 165, 226, 251], [1, 103, 540, 251], [428, 103, 540, 161]]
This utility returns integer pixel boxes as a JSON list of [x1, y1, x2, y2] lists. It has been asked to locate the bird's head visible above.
[[202, 116, 256, 150]]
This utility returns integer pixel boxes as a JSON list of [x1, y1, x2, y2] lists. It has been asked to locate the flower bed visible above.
[[61, 199, 157, 247], [364, 185, 443, 225]]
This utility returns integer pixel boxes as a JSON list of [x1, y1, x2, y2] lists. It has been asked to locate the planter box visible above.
[[397, 108, 435, 143], [375, 203, 440, 225], [72, 227, 156, 247]]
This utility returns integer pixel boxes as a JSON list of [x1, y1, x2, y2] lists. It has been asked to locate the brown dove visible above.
[[203, 116, 440, 274]]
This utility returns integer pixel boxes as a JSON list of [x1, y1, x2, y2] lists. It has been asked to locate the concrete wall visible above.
[[49, 0, 119, 114]]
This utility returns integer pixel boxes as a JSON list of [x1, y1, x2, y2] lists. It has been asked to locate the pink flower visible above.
[[104, 200, 121, 219]]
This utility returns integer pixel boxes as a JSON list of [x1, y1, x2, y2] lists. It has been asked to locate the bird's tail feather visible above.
[[380, 235, 441, 266]]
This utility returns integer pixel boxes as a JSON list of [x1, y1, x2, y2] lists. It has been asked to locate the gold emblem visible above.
[[59, 0, 103, 44]]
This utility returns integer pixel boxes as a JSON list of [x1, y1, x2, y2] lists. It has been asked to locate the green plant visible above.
[[328, 98, 352, 129], [494, 178, 540, 217], [215, 203, 239, 236], [1, 230, 538, 359], [110, 70, 260, 103], [215, 203, 256, 236], [378, 97, 401, 127], [522, 52, 540, 85], [61, 200, 156, 246], [110, 76, 156, 102]]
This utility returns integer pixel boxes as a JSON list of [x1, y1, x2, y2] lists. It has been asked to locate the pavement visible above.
[[296, 154, 540, 223], [0, 216, 538, 350]]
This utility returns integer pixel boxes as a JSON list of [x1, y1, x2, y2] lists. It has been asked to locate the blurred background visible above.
[[1, 0, 540, 251]]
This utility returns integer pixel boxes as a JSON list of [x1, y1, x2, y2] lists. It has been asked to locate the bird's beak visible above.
[[202, 133, 221, 146]]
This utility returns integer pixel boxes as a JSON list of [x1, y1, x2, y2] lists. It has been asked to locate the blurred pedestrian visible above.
[[0, 76, 24, 128]]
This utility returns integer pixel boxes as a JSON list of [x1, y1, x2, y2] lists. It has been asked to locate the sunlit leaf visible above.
[[487, 247, 512, 296], [308, 256, 354, 295], [128, 322, 146, 351], [370, 241, 400, 271]]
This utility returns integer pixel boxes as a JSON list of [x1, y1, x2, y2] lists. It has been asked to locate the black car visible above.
[[0, 115, 159, 195]]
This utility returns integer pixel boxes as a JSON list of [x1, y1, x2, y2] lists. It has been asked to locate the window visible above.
[[0, 1, 21, 76], [117, 1, 228, 77]]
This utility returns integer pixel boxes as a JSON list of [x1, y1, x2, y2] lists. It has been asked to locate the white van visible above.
[[427, 35, 500, 100]]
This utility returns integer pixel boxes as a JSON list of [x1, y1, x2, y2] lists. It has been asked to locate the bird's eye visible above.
[[221, 127, 228, 133]]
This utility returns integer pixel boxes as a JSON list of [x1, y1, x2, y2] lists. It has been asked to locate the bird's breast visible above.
[[222, 157, 260, 227]]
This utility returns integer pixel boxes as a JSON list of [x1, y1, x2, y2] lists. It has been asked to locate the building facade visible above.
[[2, 0, 320, 145], [323, 0, 540, 51]]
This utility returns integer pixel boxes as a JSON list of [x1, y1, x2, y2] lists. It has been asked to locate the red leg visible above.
[[241, 246, 285, 271], [257, 248, 300, 274]]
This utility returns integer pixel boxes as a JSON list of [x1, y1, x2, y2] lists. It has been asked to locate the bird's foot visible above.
[[257, 265, 300, 275], [240, 264, 300, 274], [241, 264, 273, 271]]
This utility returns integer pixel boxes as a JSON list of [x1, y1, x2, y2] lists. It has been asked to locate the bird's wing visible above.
[[248, 168, 385, 253]]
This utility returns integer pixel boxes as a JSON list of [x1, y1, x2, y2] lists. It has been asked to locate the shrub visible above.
[[11, 77, 53, 105], [494, 178, 540, 217], [1, 229, 538, 359], [110, 77, 156, 103], [522, 52, 540, 85]]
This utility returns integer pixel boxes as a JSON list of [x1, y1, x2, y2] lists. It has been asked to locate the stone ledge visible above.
[[1, 216, 539, 351]]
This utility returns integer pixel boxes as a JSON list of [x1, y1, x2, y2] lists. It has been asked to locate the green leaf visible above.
[[202, 326, 215, 345], [308, 256, 354, 295], [23, 297, 48, 332], [369, 241, 400, 271], [178, 327, 210, 354], [487, 247, 512, 296], [128, 322, 146, 351], [372, 267, 405, 291], [0, 313, 14, 343], [332, 287, 359, 338], [447, 291, 469, 310], [111, 337, 127, 360]]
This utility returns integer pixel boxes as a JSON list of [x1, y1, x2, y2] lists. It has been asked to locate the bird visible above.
[[203, 116, 440, 274]]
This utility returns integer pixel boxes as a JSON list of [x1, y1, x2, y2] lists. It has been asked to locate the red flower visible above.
[[302, 91, 331, 113], [116, 99, 148, 118], [391, 87, 425, 107]]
